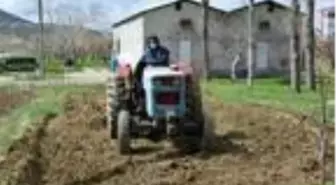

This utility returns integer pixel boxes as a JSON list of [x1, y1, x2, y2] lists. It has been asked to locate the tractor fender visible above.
[[172, 62, 199, 83], [173, 62, 194, 75], [117, 64, 132, 78], [116, 64, 133, 90]]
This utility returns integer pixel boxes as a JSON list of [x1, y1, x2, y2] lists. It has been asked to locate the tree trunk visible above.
[[290, 0, 301, 93], [247, 0, 254, 86], [305, 0, 316, 90], [202, 0, 210, 80], [231, 54, 240, 82]]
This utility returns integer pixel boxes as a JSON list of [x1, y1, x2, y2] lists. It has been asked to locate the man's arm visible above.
[[165, 49, 170, 65], [134, 51, 148, 81], [160, 47, 170, 66]]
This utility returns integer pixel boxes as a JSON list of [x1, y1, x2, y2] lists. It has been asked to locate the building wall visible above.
[[114, 1, 300, 77], [316, 7, 335, 39], [316, 9, 323, 36], [143, 2, 298, 76], [143, 1, 227, 75], [222, 4, 296, 76], [112, 17, 145, 70]]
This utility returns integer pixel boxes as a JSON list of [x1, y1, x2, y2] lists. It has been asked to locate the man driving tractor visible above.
[[134, 35, 170, 83], [134, 35, 170, 112]]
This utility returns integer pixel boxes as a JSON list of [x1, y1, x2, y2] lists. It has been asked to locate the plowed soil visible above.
[[0, 92, 334, 185]]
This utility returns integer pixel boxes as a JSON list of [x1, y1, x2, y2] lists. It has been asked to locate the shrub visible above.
[[74, 55, 105, 70], [45, 57, 64, 74]]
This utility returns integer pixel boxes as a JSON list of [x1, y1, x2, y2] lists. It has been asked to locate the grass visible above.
[[204, 78, 334, 124], [0, 84, 104, 154], [45, 55, 107, 74]]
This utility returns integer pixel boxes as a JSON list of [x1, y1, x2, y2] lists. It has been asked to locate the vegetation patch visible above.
[[0, 84, 104, 153], [204, 78, 334, 124]]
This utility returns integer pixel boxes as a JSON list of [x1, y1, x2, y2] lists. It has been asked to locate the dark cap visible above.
[[146, 35, 160, 45]]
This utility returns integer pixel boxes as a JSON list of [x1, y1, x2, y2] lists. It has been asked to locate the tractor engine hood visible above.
[[142, 66, 184, 89]]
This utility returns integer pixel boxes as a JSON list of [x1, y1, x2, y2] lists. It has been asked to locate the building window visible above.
[[179, 18, 192, 29], [175, 1, 183, 11], [259, 20, 271, 31], [328, 12, 335, 18]]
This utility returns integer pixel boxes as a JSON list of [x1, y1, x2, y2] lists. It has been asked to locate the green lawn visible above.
[[0, 84, 104, 154], [204, 78, 334, 124]]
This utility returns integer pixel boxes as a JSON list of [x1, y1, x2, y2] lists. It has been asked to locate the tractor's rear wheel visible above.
[[178, 75, 204, 153], [117, 110, 131, 154], [106, 74, 125, 139], [185, 76, 204, 124], [185, 75, 216, 151]]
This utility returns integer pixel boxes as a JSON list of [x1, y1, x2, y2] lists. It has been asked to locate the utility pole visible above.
[[290, 0, 301, 93], [202, 0, 210, 80], [247, 0, 255, 87], [305, 0, 316, 90], [38, 0, 45, 78]]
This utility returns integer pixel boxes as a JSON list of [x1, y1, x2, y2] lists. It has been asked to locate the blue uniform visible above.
[[135, 46, 170, 82], [139, 46, 170, 66]]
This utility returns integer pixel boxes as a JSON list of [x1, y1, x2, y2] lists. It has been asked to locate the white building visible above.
[[112, 0, 302, 77], [316, 6, 335, 39]]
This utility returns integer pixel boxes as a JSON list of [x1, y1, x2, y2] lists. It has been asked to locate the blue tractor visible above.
[[106, 54, 205, 155]]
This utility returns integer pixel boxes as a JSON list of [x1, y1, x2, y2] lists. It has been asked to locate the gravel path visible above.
[[0, 68, 109, 87]]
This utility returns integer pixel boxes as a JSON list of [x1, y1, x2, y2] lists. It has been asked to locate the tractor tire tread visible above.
[[117, 110, 131, 154]]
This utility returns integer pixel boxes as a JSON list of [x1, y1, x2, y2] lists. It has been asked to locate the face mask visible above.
[[149, 43, 158, 49]]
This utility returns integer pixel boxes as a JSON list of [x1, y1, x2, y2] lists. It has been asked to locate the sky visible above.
[[0, 0, 334, 30]]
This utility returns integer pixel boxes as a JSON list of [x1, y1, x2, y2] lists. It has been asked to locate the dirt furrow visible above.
[[0, 92, 334, 185]]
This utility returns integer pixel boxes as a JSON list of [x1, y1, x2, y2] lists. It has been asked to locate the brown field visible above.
[[0, 92, 334, 185]]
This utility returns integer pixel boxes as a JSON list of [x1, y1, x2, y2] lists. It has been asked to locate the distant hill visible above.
[[0, 9, 109, 55], [0, 9, 104, 38], [0, 9, 35, 29]]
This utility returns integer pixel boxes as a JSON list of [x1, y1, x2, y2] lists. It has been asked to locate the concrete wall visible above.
[[316, 8, 335, 39], [221, 4, 295, 76], [113, 1, 301, 77], [315, 10, 324, 36], [112, 17, 145, 70], [143, 1, 227, 75]]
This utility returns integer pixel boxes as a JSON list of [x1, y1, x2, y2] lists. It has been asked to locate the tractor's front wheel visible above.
[[117, 110, 131, 155], [106, 74, 125, 139]]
